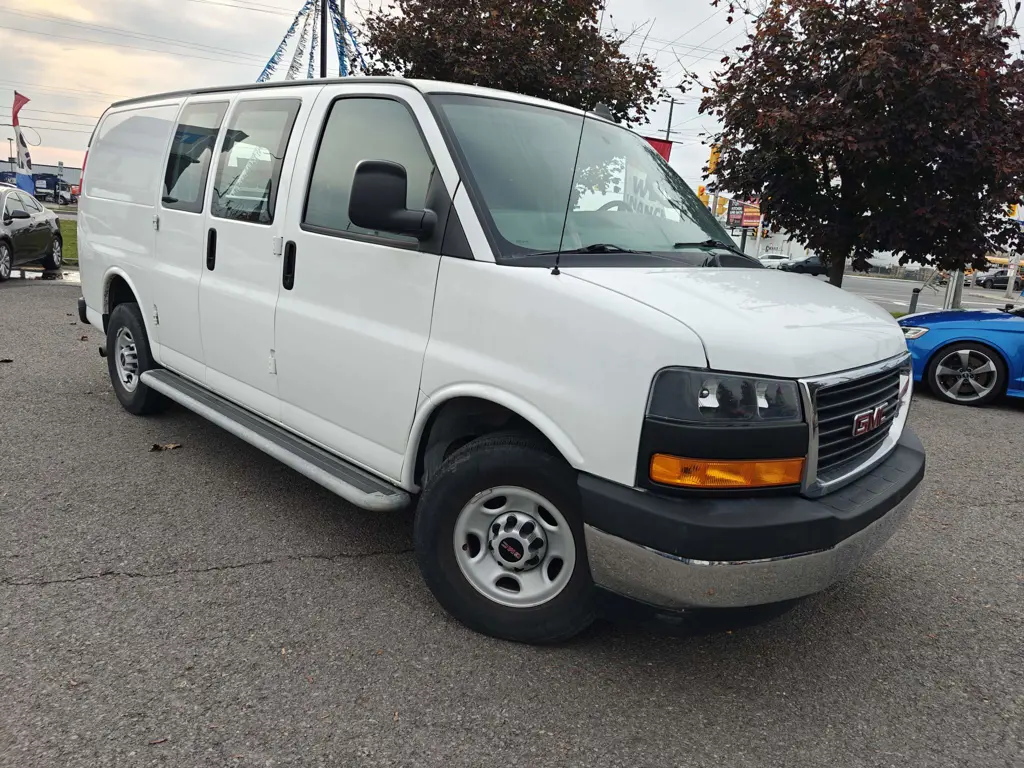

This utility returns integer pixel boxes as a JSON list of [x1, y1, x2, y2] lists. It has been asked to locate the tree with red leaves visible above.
[[700, 0, 1024, 286], [361, 0, 663, 125]]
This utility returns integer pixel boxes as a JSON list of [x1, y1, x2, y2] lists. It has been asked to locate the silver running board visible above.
[[140, 369, 410, 512]]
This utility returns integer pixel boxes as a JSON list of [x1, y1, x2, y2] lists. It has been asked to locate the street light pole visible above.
[[320, 0, 328, 78]]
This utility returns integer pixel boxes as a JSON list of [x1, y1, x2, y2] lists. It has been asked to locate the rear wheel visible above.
[[0, 241, 11, 282], [105, 302, 169, 415], [926, 342, 1005, 407], [983, 279, 994, 289], [41, 236, 62, 271], [414, 433, 595, 643]]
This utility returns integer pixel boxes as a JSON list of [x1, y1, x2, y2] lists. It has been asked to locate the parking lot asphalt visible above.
[[1, 281, 1021, 768]]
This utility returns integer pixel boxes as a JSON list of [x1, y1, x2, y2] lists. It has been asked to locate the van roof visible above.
[[109, 77, 590, 117]]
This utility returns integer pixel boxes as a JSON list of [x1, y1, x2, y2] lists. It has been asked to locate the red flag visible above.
[[12, 91, 29, 127], [643, 136, 673, 162]]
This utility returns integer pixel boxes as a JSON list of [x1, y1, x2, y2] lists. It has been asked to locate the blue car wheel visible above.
[[925, 341, 1006, 406]]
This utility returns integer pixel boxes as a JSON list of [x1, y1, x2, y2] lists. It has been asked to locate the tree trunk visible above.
[[828, 255, 845, 287]]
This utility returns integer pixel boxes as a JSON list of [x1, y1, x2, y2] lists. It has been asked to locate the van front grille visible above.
[[814, 366, 903, 473]]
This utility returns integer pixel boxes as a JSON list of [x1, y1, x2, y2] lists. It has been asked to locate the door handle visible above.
[[206, 228, 217, 270], [282, 240, 296, 290]]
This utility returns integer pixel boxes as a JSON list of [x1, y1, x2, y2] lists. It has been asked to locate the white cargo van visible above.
[[76, 78, 925, 643]]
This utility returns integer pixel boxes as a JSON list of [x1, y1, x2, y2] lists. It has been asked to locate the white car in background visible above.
[[759, 253, 790, 268]]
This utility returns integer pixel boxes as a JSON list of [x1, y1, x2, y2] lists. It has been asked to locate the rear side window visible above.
[[86, 105, 179, 204], [303, 98, 434, 242], [163, 101, 228, 214], [211, 99, 300, 225]]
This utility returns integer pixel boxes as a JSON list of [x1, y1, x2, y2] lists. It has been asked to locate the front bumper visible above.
[[582, 428, 925, 610]]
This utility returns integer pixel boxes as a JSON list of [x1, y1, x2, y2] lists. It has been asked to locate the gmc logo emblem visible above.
[[852, 404, 887, 437]]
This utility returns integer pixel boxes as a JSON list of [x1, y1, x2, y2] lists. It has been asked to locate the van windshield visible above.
[[431, 94, 741, 267]]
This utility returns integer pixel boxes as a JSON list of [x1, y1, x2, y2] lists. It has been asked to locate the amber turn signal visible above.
[[650, 454, 805, 489]]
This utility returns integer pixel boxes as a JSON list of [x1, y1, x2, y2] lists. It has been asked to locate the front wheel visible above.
[[926, 342, 1005, 407], [105, 302, 169, 415], [983, 279, 994, 289], [414, 433, 595, 643]]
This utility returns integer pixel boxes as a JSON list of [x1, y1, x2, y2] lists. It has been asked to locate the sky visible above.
[[0, 0, 741, 186]]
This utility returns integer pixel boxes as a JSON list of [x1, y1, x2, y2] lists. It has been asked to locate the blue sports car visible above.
[[897, 306, 1024, 406]]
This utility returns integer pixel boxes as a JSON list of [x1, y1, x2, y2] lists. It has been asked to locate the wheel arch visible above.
[[101, 267, 145, 335], [403, 386, 585, 490]]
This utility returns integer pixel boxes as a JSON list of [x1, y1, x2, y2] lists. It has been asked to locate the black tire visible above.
[[41, 235, 62, 271], [0, 240, 11, 282], [925, 341, 1006, 407], [105, 302, 169, 415], [414, 432, 595, 644], [983, 279, 994, 289]]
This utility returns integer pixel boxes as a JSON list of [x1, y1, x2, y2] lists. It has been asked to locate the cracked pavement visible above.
[[1, 281, 1022, 767]]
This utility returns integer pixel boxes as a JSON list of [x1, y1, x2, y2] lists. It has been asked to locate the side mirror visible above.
[[9, 209, 30, 220], [349, 160, 436, 240]]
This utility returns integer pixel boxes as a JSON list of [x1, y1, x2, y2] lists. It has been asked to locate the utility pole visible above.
[[7, 138, 12, 171], [320, 0, 329, 78], [664, 99, 676, 141], [1006, 251, 1021, 301], [754, 213, 765, 257]]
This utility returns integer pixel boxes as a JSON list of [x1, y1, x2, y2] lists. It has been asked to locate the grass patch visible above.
[[891, 311, 906, 318], [59, 219, 77, 265]]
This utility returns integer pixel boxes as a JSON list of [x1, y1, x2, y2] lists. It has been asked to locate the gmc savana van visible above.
[[76, 78, 925, 643]]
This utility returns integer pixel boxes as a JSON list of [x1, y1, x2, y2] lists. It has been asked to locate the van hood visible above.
[[562, 267, 907, 379]]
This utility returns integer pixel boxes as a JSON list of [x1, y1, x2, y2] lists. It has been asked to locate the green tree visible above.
[[361, 0, 663, 125], [700, 0, 1024, 286]]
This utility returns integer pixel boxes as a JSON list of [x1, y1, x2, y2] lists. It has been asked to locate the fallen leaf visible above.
[[393, 711, 399, 722], [149, 443, 182, 452], [148, 738, 168, 746], [0, 358, 12, 363], [306, 676, 314, 684]]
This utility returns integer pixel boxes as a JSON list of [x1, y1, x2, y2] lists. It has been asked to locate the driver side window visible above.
[[303, 97, 435, 243], [4, 194, 25, 217]]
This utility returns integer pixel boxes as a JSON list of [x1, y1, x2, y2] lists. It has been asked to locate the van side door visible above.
[[152, 99, 229, 381], [198, 89, 316, 420], [274, 85, 457, 480]]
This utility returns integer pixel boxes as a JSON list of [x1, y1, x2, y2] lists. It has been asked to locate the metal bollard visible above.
[[908, 288, 921, 314]]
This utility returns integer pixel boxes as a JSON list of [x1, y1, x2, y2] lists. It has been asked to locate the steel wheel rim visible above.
[[0, 246, 10, 278], [453, 486, 576, 609], [114, 327, 140, 392], [934, 349, 998, 402], [52, 240, 62, 268]]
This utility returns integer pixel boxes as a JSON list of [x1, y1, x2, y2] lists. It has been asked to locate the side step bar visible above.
[[140, 369, 410, 512]]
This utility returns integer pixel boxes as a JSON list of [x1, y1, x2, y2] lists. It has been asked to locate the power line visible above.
[[0, 106, 102, 120], [0, 78, 132, 99], [0, 7, 268, 62], [179, 0, 297, 16], [0, 123, 92, 134], [0, 23, 259, 67], [2, 116, 96, 127]]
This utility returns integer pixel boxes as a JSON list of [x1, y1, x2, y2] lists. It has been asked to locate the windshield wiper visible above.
[[673, 239, 748, 257], [524, 243, 652, 274]]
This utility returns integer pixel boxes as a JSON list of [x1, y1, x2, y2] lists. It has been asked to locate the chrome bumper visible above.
[[585, 485, 919, 610]]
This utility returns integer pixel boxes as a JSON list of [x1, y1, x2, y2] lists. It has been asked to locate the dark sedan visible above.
[[778, 254, 828, 276], [0, 185, 63, 281]]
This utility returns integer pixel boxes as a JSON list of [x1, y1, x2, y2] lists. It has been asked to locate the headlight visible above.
[[901, 327, 929, 340], [647, 368, 803, 424]]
